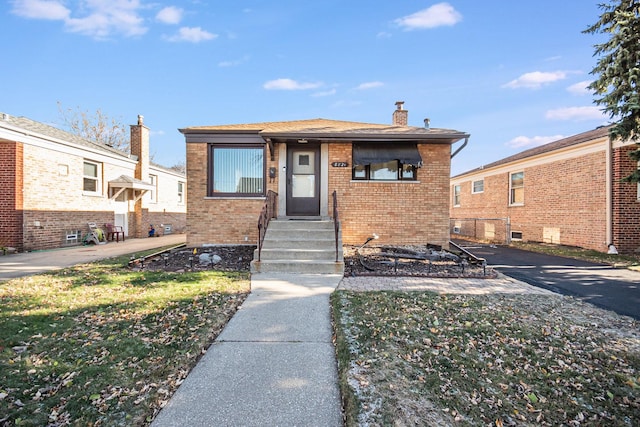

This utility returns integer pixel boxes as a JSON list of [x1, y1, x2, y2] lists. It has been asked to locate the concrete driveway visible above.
[[456, 241, 640, 321]]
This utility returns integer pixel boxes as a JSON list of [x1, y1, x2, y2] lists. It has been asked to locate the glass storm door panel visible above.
[[286, 145, 320, 216]]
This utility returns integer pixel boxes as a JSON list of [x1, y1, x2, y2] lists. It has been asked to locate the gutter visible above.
[[451, 136, 469, 158], [606, 135, 613, 247]]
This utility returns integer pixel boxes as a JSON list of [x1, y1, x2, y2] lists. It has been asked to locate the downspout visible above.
[[606, 135, 613, 247], [451, 136, 469, 159]]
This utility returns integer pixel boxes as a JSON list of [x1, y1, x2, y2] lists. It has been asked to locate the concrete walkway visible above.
[[0, 234, 185, 281], [338, 274, 555, 294], [151, 273, 344, 427], [151, 272, 550, 427], [1, 238, 556, 426]]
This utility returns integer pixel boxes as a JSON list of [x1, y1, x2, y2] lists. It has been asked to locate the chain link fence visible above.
[[450, 217, 511, 245]]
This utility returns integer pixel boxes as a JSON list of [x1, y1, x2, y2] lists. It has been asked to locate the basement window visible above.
[[511, 231, 523, 241]]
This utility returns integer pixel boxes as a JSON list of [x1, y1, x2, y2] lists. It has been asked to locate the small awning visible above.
[[108, 175, 155, 202], [353, 143, 423, 167]]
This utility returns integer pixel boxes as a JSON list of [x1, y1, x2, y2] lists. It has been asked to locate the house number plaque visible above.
[[331, 162, 349, 167]]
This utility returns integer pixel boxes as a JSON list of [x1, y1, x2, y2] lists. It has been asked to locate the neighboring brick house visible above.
[[450, 126, 640, 254], [182, 102, 469, 248], [0, 113, 186, 252]]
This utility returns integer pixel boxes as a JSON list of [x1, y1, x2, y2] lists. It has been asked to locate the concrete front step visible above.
[[261, 239, 336, 250], [250, 259, 345, 274], [251, 219, 344, 274], [255, 248, 343, 261], [265, 229, 336, 239], [268, 220, 334, 229]]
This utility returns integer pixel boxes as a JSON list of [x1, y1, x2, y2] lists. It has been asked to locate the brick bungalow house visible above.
[[0, 113, 186, 252], [450, 126, 640, 254], [182, 102, 469, 249]]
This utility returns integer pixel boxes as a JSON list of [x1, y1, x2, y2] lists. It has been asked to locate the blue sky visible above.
[[2, 1, 610, 175]]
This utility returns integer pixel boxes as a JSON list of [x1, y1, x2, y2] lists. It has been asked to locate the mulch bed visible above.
[[131, 246, 255, 272], [131, 244, 495, 278], [343, 245, 496, 278]]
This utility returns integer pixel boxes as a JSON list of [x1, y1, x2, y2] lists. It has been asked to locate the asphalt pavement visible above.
[[456, 241, 640, 320]]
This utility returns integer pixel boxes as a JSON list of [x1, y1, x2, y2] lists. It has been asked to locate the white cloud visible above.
[[11, 0, 69, 20], [156, 6, 183, 25], [12, 0, 147, 38], [503, 71, 568, 89], [506, 135, 565, 149], [376, 31, 392, 39], [394, 3, 462, 30], [263, 78, 323, 90], [166, 27, 217, 43], [354, 81, 384, 90], [311, 89, 337, 97], [567, 80, 592, 96], [545, 106, 606, 121]]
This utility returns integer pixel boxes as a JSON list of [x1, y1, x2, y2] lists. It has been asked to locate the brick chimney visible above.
[[392, 101, 408, 126], [130, 115, 149, 238], [130, 114, 149, 182]]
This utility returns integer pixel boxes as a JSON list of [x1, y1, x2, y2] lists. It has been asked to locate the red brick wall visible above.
[[452, 149, 609, 252], [186, 142, 278, 246], [612, 145, 640, 253], [330, 142, 452, 247], [0, 141, 24, 251], [187, 141, 453, 248]]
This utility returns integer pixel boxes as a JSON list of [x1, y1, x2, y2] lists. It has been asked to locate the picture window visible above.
[[208, 145, 265, 197]]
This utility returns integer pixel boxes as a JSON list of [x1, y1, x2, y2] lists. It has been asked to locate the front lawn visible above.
[[332, 291, 640, 426], [0, 254, 250, 426]]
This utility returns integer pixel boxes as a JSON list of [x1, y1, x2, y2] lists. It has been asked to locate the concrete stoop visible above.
[[250, 220, 344, 274]]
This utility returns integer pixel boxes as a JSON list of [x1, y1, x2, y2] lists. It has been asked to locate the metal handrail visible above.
[[332, 190, 340, 262], [257, 190, 278, 261]]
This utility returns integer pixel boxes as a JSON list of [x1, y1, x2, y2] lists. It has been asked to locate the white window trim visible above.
[[453, 184, 461, 207], [178, 181, 185, 205], [82, 160, 102, 196], [511, 231, 523, 241], [471, 179, 484, 194], [509, 171, 524, 206], [148, 174, 157, 203]]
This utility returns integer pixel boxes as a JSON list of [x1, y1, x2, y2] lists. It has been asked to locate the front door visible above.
[[286, 144, 320, 216]]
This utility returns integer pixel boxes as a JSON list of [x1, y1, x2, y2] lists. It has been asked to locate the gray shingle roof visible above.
[[181, 118, 468, 141], [453, 125, 613, 178], [0, 112, 130, 158]]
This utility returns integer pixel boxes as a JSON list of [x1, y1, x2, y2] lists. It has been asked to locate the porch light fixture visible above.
[[297, 139, 308, 144]]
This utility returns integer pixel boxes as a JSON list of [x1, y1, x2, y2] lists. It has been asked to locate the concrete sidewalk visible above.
[[151, 273, 343, 427], [0, 234, 185, 281]]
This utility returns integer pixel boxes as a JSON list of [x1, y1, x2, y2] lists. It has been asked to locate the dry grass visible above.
[[332, 290, 640, 426], [0, 254, 249, 426]]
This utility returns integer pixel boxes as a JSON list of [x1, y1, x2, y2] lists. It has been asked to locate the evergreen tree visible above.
[[584, 0, 640, 182]]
